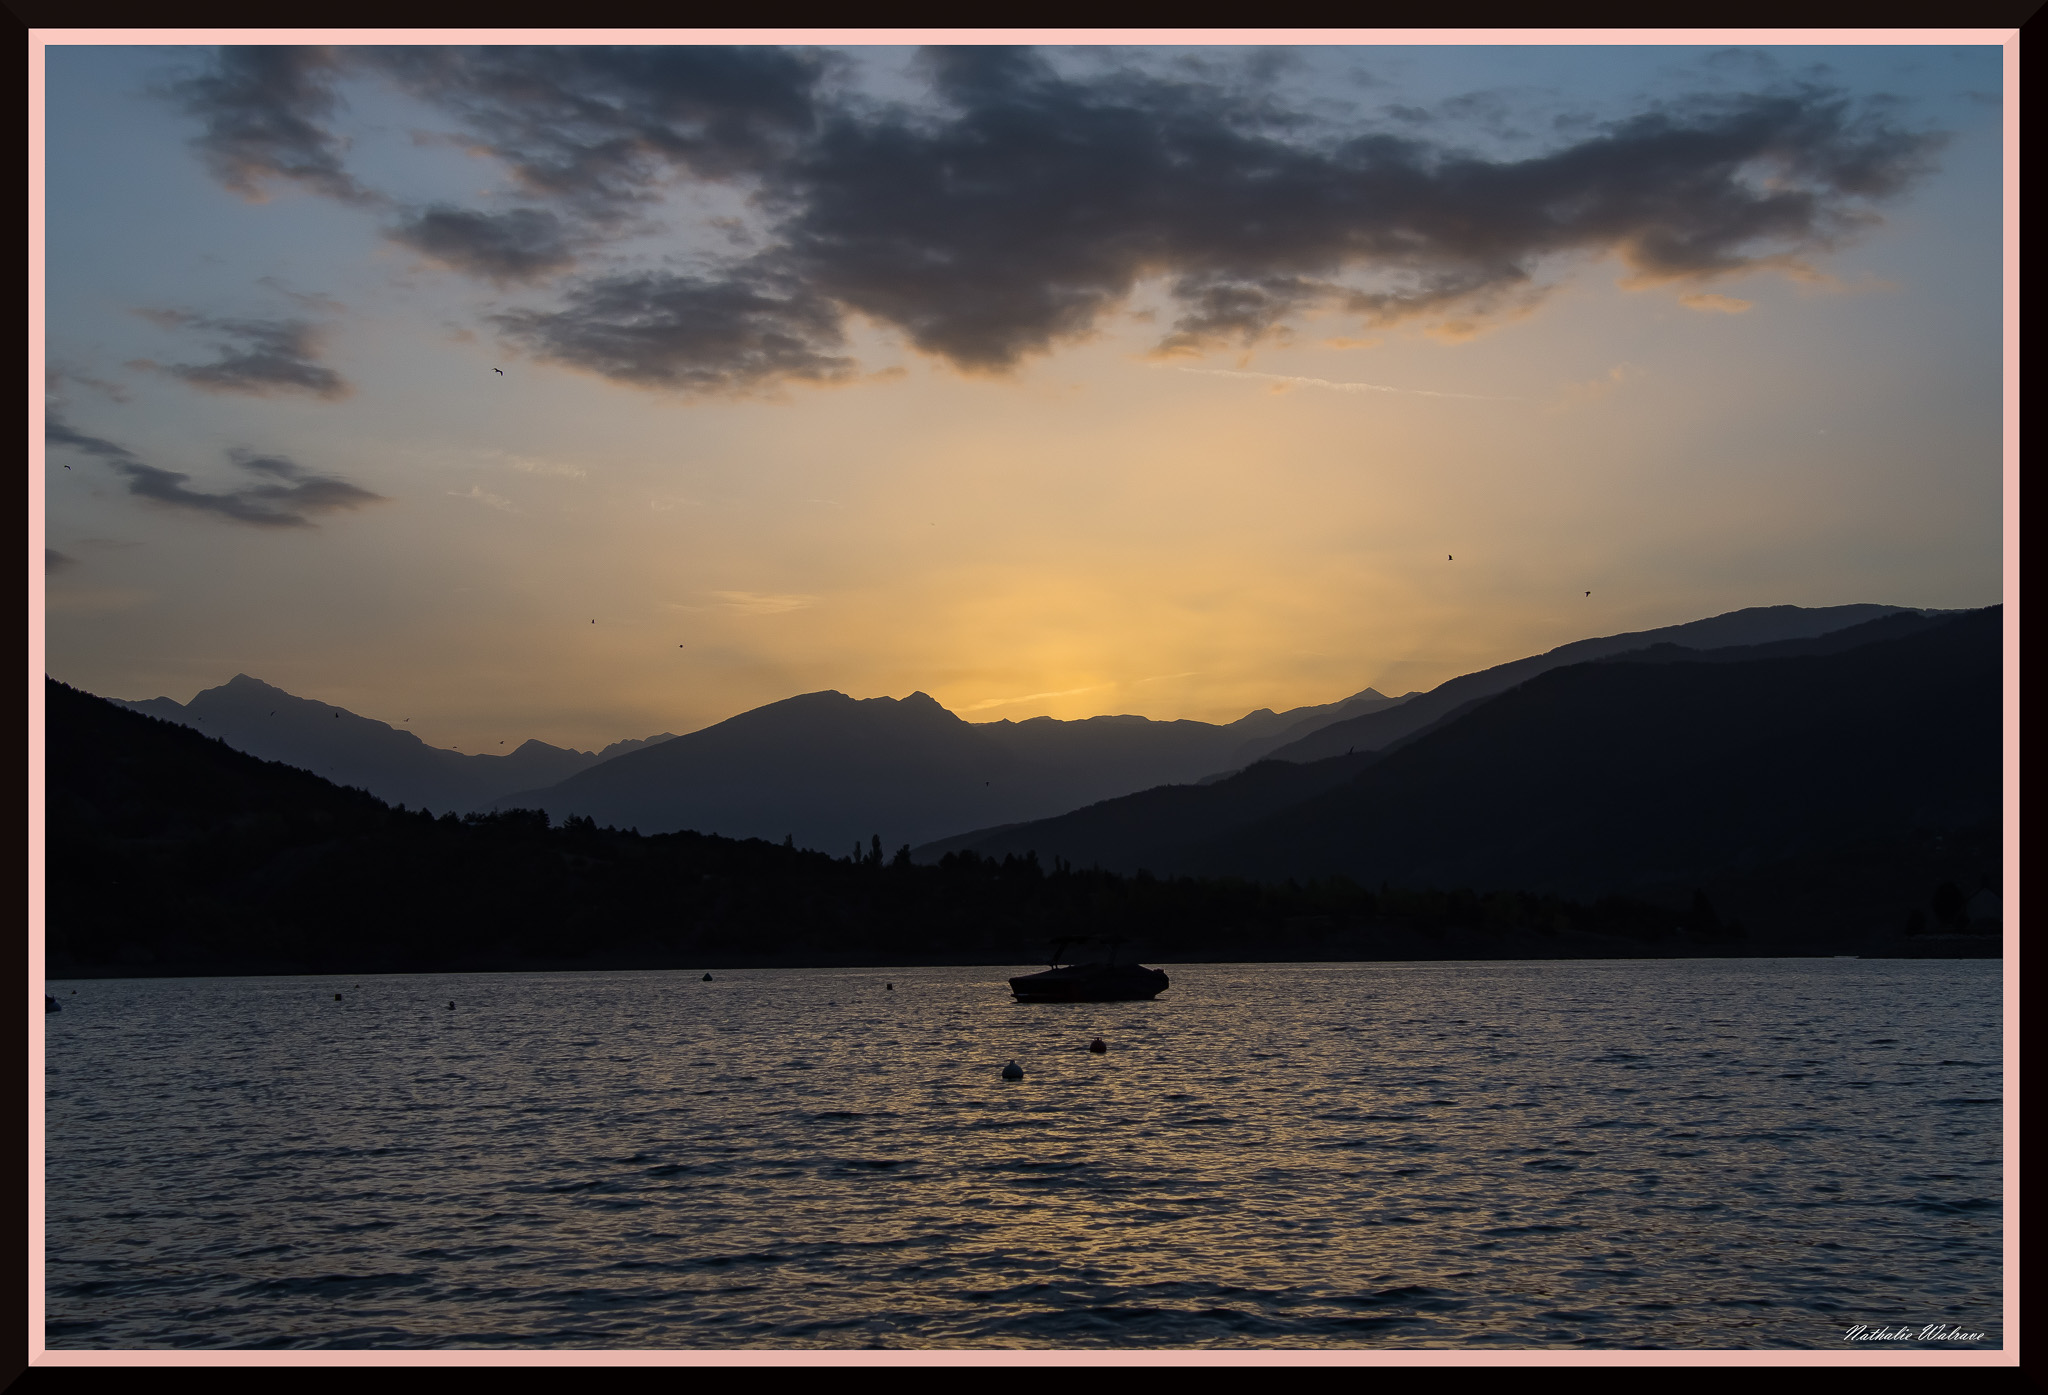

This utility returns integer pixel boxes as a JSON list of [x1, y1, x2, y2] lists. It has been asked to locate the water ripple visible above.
[[43, 960, 2002, 1349]]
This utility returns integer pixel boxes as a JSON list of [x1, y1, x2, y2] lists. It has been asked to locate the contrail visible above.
[[1176, 367, 1516, 401], [962, 684, 1104, 713]]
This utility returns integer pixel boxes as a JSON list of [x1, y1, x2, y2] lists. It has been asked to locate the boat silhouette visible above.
[[1008, 938, 1168, 1003]]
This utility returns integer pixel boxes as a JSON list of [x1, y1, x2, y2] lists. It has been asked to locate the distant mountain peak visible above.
[[95, 674, 684, 819], [509, 738, 590, 758], [854, 689, 962, 723]]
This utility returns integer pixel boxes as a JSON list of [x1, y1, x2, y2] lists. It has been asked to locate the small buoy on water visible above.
[[447, 1001, 455, 1010], [1089, 1038, 1107, 1054], [702, 973, 713, 982], [886, 983, 893, 991], [334, 993, 342, 1001], [1001, 1060, 1024, 1080]]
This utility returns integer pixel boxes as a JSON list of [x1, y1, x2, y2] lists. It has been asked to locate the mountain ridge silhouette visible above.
[[110, 673, 676, 816], [1263, 602, 1919, 765], [919, 607, 2001, 902]]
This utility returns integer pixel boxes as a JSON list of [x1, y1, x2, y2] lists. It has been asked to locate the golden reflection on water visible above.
[[43, 961, 2002, 1349]]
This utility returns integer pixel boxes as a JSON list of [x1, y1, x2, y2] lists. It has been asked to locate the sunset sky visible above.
[[37, 37, 2007, 754]]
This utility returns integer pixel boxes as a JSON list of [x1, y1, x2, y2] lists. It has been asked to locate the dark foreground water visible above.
[[43, 960, 2003, 1350]]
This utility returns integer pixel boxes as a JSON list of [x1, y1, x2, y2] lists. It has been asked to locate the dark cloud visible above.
[[171, 44, 827, 298], [492, 267, 853, 393], [114, 452, 385, 528], [1155, 275, 1330, 354], [771, 60, 1946, 365], [366, 46, 827, 217], [132, 311, 350, 399], [227, 449, 303, 478], [160, 46, 376, 205], [386, 205, 578, 282], [162, 45, 1948, 387], [367, 48, 825, 287], [45, 413, 141, 464], [44, 414, 386, 528], [46, 549, 80, 573]]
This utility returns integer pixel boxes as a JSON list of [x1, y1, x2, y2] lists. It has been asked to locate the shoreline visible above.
[[45, 939, 2001, 981]]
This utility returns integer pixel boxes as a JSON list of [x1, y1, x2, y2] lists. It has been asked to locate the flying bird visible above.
[[1586, 591, 1592, 596], [1448, 554, 1453, 561], [494, 368, 504, 376]]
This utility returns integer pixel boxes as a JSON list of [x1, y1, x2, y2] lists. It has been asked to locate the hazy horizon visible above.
[[40, 41, 2004, 755], [88, 602, 1951, 756]]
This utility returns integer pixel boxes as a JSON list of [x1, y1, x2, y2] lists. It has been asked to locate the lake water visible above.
[[42, 960, 2004, 1351]]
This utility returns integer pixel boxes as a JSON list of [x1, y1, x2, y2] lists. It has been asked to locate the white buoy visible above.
[[1001, 1060, 1024, 1080]]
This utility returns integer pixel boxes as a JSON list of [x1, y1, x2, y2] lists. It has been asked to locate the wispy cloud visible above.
[[254, 276, 346, 313], [131, 309, 350, 399], [120, 451, 384, 527], [1176, 367, 1516, 401], [448, 484, 514, 511], [45, 412, 386, 527], [711, 590, 815, 614], [47, 365, 130, 404], [503, 454, 587, 480], [1548, 363, 1644, 413], [962, 684, 1105, 713]]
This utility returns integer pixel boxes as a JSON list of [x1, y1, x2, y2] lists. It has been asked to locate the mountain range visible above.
[[493, 603, 1947, 850], [96, 601, 1950, 859], [44, 599, 2001, 974], [491, 686, 1407, 852], [1257, 602, 1919, 765], [113, 674, 677, 817], [108, 673, 1407, 848], [918, 606, 2002, 902]]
